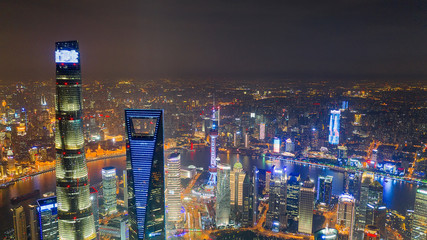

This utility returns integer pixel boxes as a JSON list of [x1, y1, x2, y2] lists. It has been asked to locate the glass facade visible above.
[[102, 166, 118, 214], [37, 197, 59, 240], [266, 167, 287, 232], [411, 186, 427, 240], [298, 179, 315, 234], [125, 109, 165, 240], [317, 175, 333, 205], [216, 163, 231, 227], [166, 152, 181, 223], [55, 40, 96, 240], [328, 110, 340, 145]]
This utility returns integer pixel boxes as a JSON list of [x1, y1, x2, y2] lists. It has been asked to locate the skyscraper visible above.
[[166, 152, 182, 223], [216, 163, 231, 227], [337, 193, 355, 239], [251, 166, 259, 227], [273, 137, 280, 153], [356, 172, 375, 231], [90, 187, 100, 239], [54, 40, 96, 240], [365, 203, 386, 234], [207, 106, 218, 186], [102, 166, 118, 214], [123, 170, 128, 209], [368, 181, 383, 204], [125, 109, 165, 239], [12, 206, 27, 240], [317, 175, 333, 205], [242, 173, 254, 227], [411, 186, 427, 240], [287, 174, 301, 223], [328, 110, 340, 145], [230, 160, 246, 224], [259, 123, 265, 140], [266, 166, 287, 232], [37, 196, 58, 240], [29, 205, 39, 240], [298, 179, 315, 234]]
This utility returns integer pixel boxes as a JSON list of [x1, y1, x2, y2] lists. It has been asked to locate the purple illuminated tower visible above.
[[207, 106, 218, 186]]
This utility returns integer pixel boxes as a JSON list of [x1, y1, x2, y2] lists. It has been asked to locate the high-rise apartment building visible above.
[[216, 163, 231, 227], [54, 40, 96, 240], [12, 206, 27, 240], [328, 110, 340, 145], [298, 179, 315, 234], [125, 109, 165, 239], [411, 186, 427, 240], [166, 152, 182, 223], [102, 166, 117, 214], [266, 167, 287, 232], [37, 197, 58, 240]]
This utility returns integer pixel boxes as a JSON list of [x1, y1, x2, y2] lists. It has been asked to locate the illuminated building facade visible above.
[[125, 109, 165, 239], [207, 106, 218, 186], [102, 166, 117, 214], [317, 175, 333, 205], [364, 225, 380, 240], [54, 41, 96, 240], [298, 179, 315, 234], [287, 174, 300, 222], [337, 194, 355, 239], [314, 228, 338, 240], [12, 206, 27, 240], [242, 173, 253, 227], [37, 197, 58, 240], [365, 202, 386, 234], [166, 152, 181, 223], [285, 138, 294, 153], [266, 167, 287, 232], [356, 172, 374, 231], [251, 166, 259, 227], [230, 160, 246, 224], [259, 123, 265, 140], [328, 110, 340, 145], [90, 187, 100, 238], [216, 163, 231, 227], [273, 137, 280, 153], [411, 186, 427, 240]]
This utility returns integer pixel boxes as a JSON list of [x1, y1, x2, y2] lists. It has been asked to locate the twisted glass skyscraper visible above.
[[125, 109, 165, 240], [54, 41, 96, 240]]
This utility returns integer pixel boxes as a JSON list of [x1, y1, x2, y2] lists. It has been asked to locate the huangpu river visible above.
[[0, 148, 417, 236]]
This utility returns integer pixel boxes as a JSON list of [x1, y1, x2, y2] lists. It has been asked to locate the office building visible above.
[[90, 187, 100, 238], [364, 225, 380, 240], [285, 138, 295, 153], [266, 167, 287, 232], [230, 160, 246, 223], [273, 137, 280, 153], [29, 205, 39, 240], [298, 179, 315, 234], [102, 166, 118, 214], [356, 172, 375, 231], [166, 152, 182, 223], [411, 186, 427, 240], [125, 109, 165, 239], [242, 173, 253, 227], [37, 197, 58, 240], [54, 40, 96, 239], [216, 163, 231, 227], [365, 202, 386, 234], [287, 174, 300, 222], [317, 175, 333, 205], [328, 110, 340, 145], [207, 106, 218, 187], [99, 217, 129, 240], [265, 170, 271, 194], [337, 194, 355, 239], [368, 181, 383, 204], [251, 166, 259, 227], [12, 206, 27, 240], [314, 228, 338, 240], [259, 123, 265, 140], [123, 170, 128, 209]]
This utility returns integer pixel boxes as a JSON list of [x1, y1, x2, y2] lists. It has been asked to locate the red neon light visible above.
[[64, 82, 68, 85]]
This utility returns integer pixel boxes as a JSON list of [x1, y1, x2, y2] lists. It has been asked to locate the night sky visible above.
[[1, 0, 427, 83]]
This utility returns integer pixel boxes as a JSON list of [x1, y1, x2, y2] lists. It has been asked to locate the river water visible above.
[[0, 147, 417, 236]]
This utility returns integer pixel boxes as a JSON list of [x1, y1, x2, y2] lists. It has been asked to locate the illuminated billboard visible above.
[[55, 50, 79, 63], [273, 137, 280, 153]]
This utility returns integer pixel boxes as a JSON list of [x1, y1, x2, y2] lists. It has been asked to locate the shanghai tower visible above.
[[54, 41, 96, 240]]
